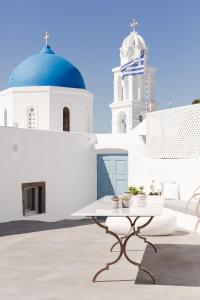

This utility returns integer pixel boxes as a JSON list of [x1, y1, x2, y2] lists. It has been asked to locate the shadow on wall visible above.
[[97, 155, 115, 199]]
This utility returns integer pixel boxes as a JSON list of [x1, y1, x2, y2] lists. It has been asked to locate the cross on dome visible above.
[[44, 31, 50, 46], [130, 19, 138, 32]]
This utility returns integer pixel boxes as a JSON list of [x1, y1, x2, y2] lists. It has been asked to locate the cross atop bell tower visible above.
[[130, 19, 138, 32]]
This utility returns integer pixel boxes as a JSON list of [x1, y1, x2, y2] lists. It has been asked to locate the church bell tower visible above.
[[110, 19, 157, 134]]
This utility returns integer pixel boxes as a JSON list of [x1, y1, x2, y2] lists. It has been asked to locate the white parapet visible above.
[[146, 104, 200, 159]]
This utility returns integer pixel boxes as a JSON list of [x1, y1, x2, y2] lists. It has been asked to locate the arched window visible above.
[[4, 109, 7, 127], [139, 115, 143, 123], [27, 107, 37, 129], [63, 107, 70, 131], [117, 111, 127, 133]]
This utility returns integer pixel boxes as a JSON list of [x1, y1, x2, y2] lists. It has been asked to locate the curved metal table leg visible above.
[[110, 236, 126, 252], [92, 217, 123, 282], [123, 216, 156, 284], [134, 217, 157, 253], [109, 217, 134, 252], [92, 216, 156, 283]]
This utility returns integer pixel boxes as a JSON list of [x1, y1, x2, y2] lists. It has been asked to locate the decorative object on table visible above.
[[111, 196, 119, 209], [128, 185, 146, 204], [149, 191, 160, 196], [149, 180, 162, 196], [128, 185, 145, 201], [123, 191, 132, 200], [150, 179, 155, 194], [136, 192, 147, 207], [121, 194, 130, 208], [128, 185, 144, 195]]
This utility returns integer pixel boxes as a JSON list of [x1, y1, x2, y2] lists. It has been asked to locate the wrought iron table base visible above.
[[110, 218, 157, 254], [92, 216, 156, 284]]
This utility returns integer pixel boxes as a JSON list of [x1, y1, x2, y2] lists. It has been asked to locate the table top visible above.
[[71, 196, 164, 217]]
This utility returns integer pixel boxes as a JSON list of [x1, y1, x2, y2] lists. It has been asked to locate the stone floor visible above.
[[0, 220, 200, 300]]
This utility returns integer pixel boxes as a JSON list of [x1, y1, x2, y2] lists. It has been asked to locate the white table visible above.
[[72, 196, 164, 283]]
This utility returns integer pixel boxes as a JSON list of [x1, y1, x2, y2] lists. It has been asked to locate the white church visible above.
[[0, 22, 200, 223]]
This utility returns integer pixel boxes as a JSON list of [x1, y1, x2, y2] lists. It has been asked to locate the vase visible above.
[[136, 193, 147, 207], [122, 199, 130, 208], [111, 196, 119, 209], [137, 193, 146, 201]]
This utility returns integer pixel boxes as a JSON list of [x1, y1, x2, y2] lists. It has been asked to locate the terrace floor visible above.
[[0, 219, 200, 300]]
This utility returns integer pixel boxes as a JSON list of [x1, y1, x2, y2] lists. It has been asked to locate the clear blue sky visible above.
[[0, 0, 200, 132]]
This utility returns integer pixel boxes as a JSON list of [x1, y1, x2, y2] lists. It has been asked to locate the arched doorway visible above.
[[63, 107, 70, 131]]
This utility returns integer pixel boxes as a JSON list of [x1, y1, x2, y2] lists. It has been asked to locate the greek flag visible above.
[[121, 52, 145, 79]]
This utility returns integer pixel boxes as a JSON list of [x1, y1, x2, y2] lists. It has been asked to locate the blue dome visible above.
[[8, 45, 86, 89]]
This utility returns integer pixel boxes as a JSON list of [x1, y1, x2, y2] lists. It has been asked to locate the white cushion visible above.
[[162, 182, 180, 200], [106, 208, 177, 236]]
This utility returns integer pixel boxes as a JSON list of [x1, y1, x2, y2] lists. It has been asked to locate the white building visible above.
[[0, 45, 93, 133], [0, 24, 199, 224], [110, 20, 157, 133], [0, 40, 96, 222]]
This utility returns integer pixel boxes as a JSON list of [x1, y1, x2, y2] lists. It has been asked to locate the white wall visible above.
[[0, 86, 93, 133], [96, 133, 144, 148], [110, 70, 155, 133], [13, 88, 50, 129], [96, 132, 146, 188], [0, 127, 96, 222], [49, 87, 93, 133], [97, 123, 200, 202], [147, 104, 200, 159], [129, 157, 200, 200]]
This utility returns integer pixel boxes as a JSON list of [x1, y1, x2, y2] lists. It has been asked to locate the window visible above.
[[4, 109, 7, 126], [22, 182, 45, 216], [27, 107, 37, 129], [63, 107, 70, 131]]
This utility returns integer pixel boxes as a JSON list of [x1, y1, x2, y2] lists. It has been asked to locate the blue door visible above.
[[97, 154, 128, 199]]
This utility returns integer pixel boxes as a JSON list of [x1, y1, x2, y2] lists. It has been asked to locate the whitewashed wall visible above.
[[129, 157, 200, 200], [96, 131, 146, 188], [96, 121, 200, 200], [147, 104, 200, 158], [0, 86, 93, 133], [49, 87, 93, 133], [0, 127, 96, 222]]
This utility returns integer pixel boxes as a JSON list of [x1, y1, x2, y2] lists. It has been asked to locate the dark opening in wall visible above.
[[63, 107, 70, 131], [22, 182, 46, 216]]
